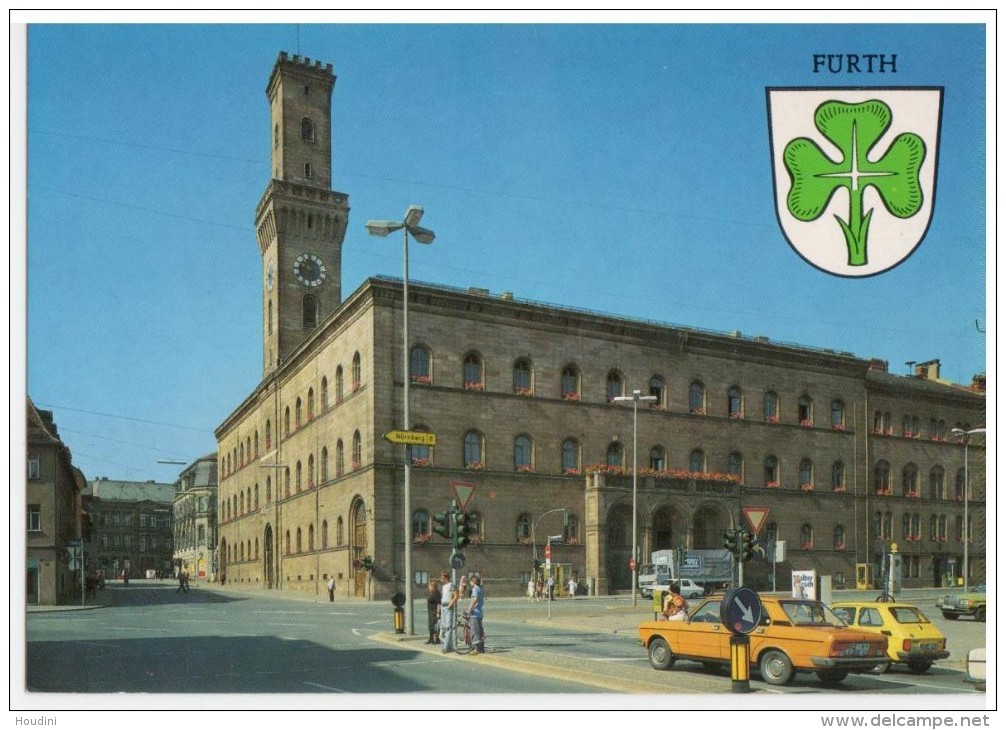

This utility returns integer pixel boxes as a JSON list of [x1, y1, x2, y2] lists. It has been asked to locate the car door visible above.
[[679, 599, 730, 660]]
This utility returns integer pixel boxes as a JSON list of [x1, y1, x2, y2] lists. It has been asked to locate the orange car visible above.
[[639, 595, 889, 685]]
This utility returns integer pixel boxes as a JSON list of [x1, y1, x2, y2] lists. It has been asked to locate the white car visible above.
[[642, 578, 705, 599]]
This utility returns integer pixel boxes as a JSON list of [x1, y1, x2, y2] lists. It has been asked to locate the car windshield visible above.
[[780, 600, 846, 627], [888, 606, 931, 624]]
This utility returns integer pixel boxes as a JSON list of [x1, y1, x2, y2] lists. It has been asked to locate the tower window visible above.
[[304, 84, 310, 95], [301, 117, 315, 142], [305, 162, 313, 179], [303, 295, 319, 329], [274, 123, 279, 149]]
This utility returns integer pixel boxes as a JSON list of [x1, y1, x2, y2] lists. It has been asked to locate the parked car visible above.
[[831, 601, 949, 674], [964, 647, 986, 691], [935, 584, 987, 621], [638, 595, 889, 686], [641, 578, 706, 600]]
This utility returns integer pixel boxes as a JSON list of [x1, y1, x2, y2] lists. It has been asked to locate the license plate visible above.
[[918, 642, 937, 652], [854, 643, 870, 656]]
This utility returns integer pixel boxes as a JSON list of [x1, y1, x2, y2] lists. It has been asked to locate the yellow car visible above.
[[831, 601, 949, 674], [639, 595, 889, 686]]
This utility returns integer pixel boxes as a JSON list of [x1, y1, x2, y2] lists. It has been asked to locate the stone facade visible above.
[[215, 52, 986, 601], [87, 478, 176, 578], [172, 453, 219, 582]]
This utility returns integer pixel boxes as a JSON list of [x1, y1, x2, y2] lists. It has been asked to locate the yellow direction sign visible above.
[[383, 430, 437, 447]]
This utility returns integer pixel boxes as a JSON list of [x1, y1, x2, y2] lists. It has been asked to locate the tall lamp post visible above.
[[950, 426, 985, 594], [612, 388, 657, 606], [366, 206, 435, 636]]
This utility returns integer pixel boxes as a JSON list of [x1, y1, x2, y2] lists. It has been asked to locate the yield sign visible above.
[[450, 480, 477, 512], [742, 507, 770, 536]]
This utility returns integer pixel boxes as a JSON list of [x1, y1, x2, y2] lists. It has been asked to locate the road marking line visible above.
[[303, 681, 348, 692]]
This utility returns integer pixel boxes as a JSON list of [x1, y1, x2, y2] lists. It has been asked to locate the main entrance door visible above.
[[352, 500, 368, 598]]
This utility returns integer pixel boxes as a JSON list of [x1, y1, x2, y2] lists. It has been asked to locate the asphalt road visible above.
[[22, 582, 989, 709]]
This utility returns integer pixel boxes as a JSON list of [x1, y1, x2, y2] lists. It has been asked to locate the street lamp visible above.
[[612, 388, 657, 606], [950, 426, 985, 594], [366, 205, 435, 636]]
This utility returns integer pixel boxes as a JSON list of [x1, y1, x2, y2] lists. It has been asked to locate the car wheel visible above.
[[759, 649, 795, 686], [942, 612, 958, 620], [816, 670, 848, 683], [907, 660, 932, 674], [975, 607, 986, 622], [648, 637, 675, 671]]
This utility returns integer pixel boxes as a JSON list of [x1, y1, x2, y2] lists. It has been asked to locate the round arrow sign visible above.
[[720, 587, 763, 635]]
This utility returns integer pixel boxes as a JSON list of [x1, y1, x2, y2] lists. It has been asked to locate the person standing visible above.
[[426, 579, 441, 644], [527, 577, 535, 601], [176, 571, 187, 594], [327, 576, 336, 602], [567, 576, 578, 598], [439, 571, 458, 653], [466, 574, 485, 655]]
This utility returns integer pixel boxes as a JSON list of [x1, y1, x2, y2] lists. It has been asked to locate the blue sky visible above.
[[19, 17, 990, 485]]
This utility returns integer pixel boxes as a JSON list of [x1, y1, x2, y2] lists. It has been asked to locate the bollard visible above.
[[394, 605, 405, 634], [729, 634, 751, 693]]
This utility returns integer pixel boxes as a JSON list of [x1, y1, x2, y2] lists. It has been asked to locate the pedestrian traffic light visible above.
[[741, 531, 755, 562], [432, 511, 452, 539], [454, 511, 471, 550], [723, 531, 738, 553]]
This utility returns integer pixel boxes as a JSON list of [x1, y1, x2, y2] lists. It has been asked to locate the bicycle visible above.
[[451, 611, 475, 654]]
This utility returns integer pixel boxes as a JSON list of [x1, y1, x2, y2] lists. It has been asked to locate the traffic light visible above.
[[454, 511, 471, 550], [432, 511, 452, 539], [723, 530, 738, 553], [741, 531, 755, 562]]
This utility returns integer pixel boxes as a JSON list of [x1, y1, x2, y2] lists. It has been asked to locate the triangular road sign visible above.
[[743, 507, 770, 536], [450, 480, 477, 511]]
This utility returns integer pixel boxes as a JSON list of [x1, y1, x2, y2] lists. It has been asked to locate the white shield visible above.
[[767, 87, 942, 277]]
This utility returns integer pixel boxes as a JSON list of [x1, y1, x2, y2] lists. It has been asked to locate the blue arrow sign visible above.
[[720, 587, 763, 635]]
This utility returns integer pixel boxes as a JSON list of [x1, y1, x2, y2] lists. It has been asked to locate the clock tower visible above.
[[255, 52, 350, 374]]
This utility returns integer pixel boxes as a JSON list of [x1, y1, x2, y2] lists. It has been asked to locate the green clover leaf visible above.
[[783, 100, 926, 266]]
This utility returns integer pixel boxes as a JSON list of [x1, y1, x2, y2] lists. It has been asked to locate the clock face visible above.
[[293, 253, 327, 287], [266, 261, 275, 292]]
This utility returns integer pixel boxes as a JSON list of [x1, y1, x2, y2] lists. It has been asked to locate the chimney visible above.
[[914, 359, 941, 381]]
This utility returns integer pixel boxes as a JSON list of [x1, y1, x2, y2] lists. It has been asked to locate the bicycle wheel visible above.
[[455, 615, 473, 654]]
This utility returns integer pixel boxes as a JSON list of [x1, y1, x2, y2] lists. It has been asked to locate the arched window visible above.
[[517, 513, 532, 542], [560, 364, 580, 401], [274, 123, 280, 148], [321, 447, 329, 482], [307, 388, 315, 421], [649, 445, 666, 471], [284, 406, 291, 437], [513, 357, 533, 395], [763, 391, 779, 422], [833, 525, 845, 550], [254, 431, 259, 458], [285, 530, 291, 555], [463, 352, 484, 390], [764, 455, 779, 487], [284, 467, 291, 498], [301, 117, 315, 141], [321, 377, 329, 410], [412, 510, 430, 539], [303, 294, 319, 329], [296, 528, 303, 553], [874, 460, 891, 494], [831, 461, 845, 492], [265, 475, 271, 503], [254, 483, 259, 509], [929, 466, 944, 500], [408, 423, 433, 467], [308, 524, 315, 551], [688, 381, 705, 414], [561, 439, 580, 474], [304, 161, 313, 179], [336, 440, 344, 477], [352, 352, 362, 391], [831, 400, 845, 430], [689, 448, 706, 473], [352, 431, 362, 470], [322, 520, 329, 549], [955, 468, 966, 501], [410, 346, 432, 384], [800, 524, 814, 549], [902, 464, 918, 497], [605, 370, 624, 402], [308, 454, 315, 487], [799, 458, 813, 490], [649, 376, 666, 408], [265, 419, 272, 450], [728, 386, 743, 418], [798, 395, 813, 426], [606, 442, 624, 469], [336, 516, 344, 546], [514, 435, 533, 471], [728, 452, 744, 480], [295, 461, 302, 492], [463, 431, 484, 468]]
